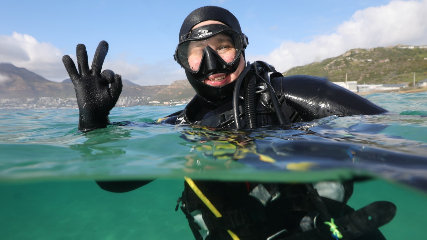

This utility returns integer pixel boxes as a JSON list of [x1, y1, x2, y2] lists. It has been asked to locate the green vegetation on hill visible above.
[[151, 80, 195, 102], [283, 46, 427, 85]]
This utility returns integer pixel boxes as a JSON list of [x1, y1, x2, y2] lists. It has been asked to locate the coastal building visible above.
[[332, 81, 406, 93], [380, 84, 407, 91], [357, 83, 407, 93], [398, 45, 415, 49], [357, 84, 407, 93], [357, 84, 383, 93], [332, 81, 358, 92], [416, 79, 427, 87]]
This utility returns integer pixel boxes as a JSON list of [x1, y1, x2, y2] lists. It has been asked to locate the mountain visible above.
[[122, 79, 140, 87], [0, 63, 167, 99], [62, 78, 140, 87], [3, 44, 425, 101], [151, 80, 195, 101], [0, 63, 75, 99], [282, 45, 427, 84]]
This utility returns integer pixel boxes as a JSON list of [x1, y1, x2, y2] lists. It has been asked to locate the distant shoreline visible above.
[[358, 87, 427, 95]]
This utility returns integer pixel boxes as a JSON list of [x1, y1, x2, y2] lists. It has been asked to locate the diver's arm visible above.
[[272, 75, 387, 121], [93, 111, 183, 193], [62, 41, 123, 132], [95, 180, 153, 193], [157, 109, 186, 124]]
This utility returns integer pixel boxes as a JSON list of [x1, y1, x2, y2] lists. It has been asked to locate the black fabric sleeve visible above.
[[271, 75, 387, 121], [95, 180, 153, 193]]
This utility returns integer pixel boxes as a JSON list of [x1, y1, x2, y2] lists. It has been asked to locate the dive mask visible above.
[[174, 24, 248, 81]]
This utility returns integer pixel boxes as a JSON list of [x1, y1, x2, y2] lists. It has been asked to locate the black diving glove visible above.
[[62, 41, 123, 132]]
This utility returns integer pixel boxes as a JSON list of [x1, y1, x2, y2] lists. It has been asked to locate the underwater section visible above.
[[0, 92, 427, 239]]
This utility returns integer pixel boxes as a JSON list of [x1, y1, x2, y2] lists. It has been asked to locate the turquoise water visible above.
[[1, 92, 427, 239]]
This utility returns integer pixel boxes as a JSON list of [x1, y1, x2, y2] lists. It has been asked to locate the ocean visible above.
[[1, 92, 427, 240]]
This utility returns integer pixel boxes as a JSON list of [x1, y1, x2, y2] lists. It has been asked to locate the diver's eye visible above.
[[217, 45, 233, 53]]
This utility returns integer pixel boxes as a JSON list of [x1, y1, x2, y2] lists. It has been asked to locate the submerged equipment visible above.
[[184, 177, 240, 240], [176, 6, 249, 105], [177, 180, 397, 240]]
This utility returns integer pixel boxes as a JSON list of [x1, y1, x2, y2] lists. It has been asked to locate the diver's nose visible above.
[[204, 49, 217, 72]]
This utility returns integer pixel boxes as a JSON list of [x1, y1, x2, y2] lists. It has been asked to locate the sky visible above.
[[0, 0, 426, 86]]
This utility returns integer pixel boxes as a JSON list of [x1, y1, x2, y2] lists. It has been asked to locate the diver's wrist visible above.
[[78, 113, 110, 132]]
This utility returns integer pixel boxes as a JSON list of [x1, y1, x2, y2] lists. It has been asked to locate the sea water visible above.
[[1, 92, 427, 240]]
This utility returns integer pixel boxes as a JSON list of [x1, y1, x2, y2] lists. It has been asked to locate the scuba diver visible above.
[[62, 6, 396, 240]]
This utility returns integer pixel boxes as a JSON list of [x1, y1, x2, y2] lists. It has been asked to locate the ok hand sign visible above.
[[62, 41, 122, 132]]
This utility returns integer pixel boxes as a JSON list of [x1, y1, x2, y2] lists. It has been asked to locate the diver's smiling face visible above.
[[189, 20, 245, 87]]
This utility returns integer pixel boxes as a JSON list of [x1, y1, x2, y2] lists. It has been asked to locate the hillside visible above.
[[283, 45, 427, 85], [62, 78, 140, 87], [2, 44, 426, 102], [0, 63, 76, 99], [151, 80, 195, 101], [0, 63, 167, 99]]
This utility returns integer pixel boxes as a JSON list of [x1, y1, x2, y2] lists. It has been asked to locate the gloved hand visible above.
[[62, 41, 122, 132]]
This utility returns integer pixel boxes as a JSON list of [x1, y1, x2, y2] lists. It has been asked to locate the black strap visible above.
[[270, 72, 284, 79], [195, 105, 244, 128], [180, 205, 204, 240], [177, 190, 205, 240], [305, 184, 332, 222], [204, 206, 267, 229]]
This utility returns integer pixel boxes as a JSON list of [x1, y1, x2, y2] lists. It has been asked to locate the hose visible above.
[[232, 63, 253, 129], [233, 61, 290, 130], [253, 61, 290, 127], [244, 73, 257, 129]]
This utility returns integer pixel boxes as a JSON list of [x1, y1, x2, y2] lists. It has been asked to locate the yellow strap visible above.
[[157, 117, 168, 123], [184, 177, 222, 217], [286, 162, 316, 171], [227, 230, 240, 240], [184, 177, 240, 240]]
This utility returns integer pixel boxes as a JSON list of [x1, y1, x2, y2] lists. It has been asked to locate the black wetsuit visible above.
[[96, 74, 389, 240], [161, 75, 386, 127]]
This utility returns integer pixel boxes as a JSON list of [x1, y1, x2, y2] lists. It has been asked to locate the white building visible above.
[[357, 84, 407, 93], [380, 84, 407, 91], [416, 79, 427, 87], [332, 81, 358, 92], [357, 84, 383, 93]]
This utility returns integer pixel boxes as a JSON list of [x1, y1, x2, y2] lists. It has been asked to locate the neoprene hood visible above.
[[177, 6, 248, 105]]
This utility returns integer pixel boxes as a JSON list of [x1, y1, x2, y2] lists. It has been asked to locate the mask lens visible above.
[[176, 30, 242, 72]]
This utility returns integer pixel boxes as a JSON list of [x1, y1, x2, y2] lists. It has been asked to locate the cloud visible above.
[[0, 73, 12, 84], [0, 32, 186, 85], [0, 32, 65, 81], [248, 0, 427, 72]]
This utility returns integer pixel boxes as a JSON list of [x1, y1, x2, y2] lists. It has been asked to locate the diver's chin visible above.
[[203, 73, 232, 87]]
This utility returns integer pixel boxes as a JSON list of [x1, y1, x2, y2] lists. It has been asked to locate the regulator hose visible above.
[[232, 61, 290, 130], [244, 73, 257, 129], [254, 61, 291, 127], [232, 63, 254, 129]]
